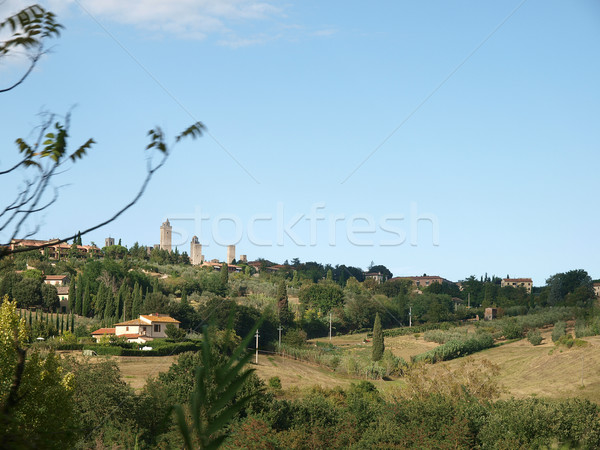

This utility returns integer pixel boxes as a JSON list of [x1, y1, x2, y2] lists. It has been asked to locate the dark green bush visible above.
[[526, 329, 543, 346]]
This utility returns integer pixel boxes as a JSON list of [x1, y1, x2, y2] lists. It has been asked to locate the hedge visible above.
[[83, 341, 201, 356], [412, 333, 495, 364]]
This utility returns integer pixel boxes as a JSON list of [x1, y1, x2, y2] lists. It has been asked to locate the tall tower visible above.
[[226, 245, 235, 264], [160, 219, 172, 253], [105, 237, 115, 247], [190, 236, 204, 265]]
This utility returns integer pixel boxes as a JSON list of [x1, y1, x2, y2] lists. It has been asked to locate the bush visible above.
[[268, 376, 282, 389], [282, 329, 307, 347], [412, 333, 495, 364], [552, 321, 566, 342], [526, 329, 543, 346]]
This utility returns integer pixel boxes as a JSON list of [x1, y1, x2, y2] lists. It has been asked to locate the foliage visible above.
[[299, 282, 344, 313], [526, 329, 543, 346], [412, 333, 495, 364], [552, 320, 567, 342], [173, 322, 261, 449], [165, 323, 187, 341], [371, 312, 384, 361], [0, 299, 76, 448]]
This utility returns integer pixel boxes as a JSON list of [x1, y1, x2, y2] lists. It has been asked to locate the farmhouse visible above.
[[501, 278, 533, 293], [91, 313, 181, 344]]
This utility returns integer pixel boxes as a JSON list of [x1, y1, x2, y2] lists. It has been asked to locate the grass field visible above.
[[67, 325, 600, 403]]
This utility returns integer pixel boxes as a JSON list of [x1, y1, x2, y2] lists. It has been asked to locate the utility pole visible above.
[[409, 306, 412, 328], [255, 330, 259, 364], [329, 311, 332, 341], [278, 326, 283, 349]]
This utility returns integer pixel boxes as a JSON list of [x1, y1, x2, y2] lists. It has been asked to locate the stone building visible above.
[[190, 236, 204, 265], [160, 219, 172, 253], [105, 237, 115, 247], [501, 278, 533, 294], [227, 245, 235, 264]]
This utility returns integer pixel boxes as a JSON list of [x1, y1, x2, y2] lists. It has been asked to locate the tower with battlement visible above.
[[190, 236, 204, 265], [160, 219, 172, 253], [105, 237, 115, 247]]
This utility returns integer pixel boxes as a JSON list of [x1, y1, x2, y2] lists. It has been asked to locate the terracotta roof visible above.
[[114, 319, 145, 326], [140, 314, 180, 324], [119, 333, 143, 339], [391, 276, 445, 281], [91, 328, 116, 335], [45, 275, 68, 280], [503, 278, 532, 283]]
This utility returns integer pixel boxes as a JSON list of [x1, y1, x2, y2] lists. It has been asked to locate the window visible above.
[[154, 324, 161, 333], [126, 326, 129, 331]]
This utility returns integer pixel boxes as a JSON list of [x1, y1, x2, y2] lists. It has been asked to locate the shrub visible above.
[[412, 333, 495, 364], [526, 329, 543, 346], [268, 376, 282, 390], [282, 329, 307, 347], [552, 321, 566, 342]]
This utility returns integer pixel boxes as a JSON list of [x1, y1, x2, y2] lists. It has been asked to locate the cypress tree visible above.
[[95, 284, 106, 319], [326, 269, 333, 281], [69, 277, 76, 313], [131, 283, 141, 319], [372, 312, 384, 362], [28, 310, 32, 327], [56, 309, 60, 329], [60, 314, 64, 334], [220, 263, 229, 286], [70, 312, 74, 332], [82, 284, 91, 317], [116, 282, 127, 319], [104, 290, 114, 322], [75, 279, 83, 316], [181, 289, 188, 306], [122, 285, 132, 321], [277, 281, 294, 327]]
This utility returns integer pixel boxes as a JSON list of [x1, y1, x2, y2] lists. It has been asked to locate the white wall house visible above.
[[91, 313, 181, 344]]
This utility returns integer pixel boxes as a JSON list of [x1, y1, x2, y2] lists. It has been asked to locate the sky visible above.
[[1, 0, 599, 286]]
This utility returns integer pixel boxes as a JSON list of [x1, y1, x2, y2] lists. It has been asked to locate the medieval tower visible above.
[[105, 237, 115, 247], [227, 245, 235, 264], [160, 219, 172, 253], [190, 236, 204, 265]]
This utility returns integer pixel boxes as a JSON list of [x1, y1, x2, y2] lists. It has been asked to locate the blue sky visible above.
[[1, 0, 599, 285]]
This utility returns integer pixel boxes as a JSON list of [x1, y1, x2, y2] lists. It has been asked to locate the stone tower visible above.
[[160, 219, 172, 253], [105, 237, 115, 247], [226, 245, 235, 264], [190, 236, 204, 265]]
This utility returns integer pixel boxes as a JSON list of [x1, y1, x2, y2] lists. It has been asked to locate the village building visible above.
[[390, 275, 452, 288], [501, 278, 533, 294], [9, 238, 101, 259], [91, 313, 181, 344], [364, 272, 385, 283]]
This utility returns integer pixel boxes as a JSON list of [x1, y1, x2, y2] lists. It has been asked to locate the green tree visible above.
[[276, 281, 294, 327], [372, 312, 384, 361], [82, 283, 91, 317], [0, 298, 76, 448], [68, 276, 76, 312], [131, 282, 142, 319], [221, 263, 229, 289], [165, 323, 187, 341], [75, 277, 83, 315], [41, 283, 59, 310]]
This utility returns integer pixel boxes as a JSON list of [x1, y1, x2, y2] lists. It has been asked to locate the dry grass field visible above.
[[67, 326, 600, 402]]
